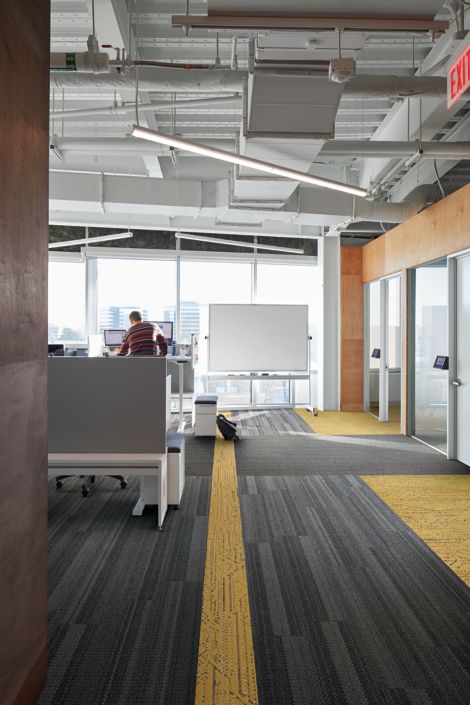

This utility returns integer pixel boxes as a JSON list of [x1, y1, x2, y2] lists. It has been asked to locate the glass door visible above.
[[365, 275, 401, 422]]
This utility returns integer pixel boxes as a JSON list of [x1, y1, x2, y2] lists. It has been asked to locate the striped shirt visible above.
[[117, 322, 168, 357]]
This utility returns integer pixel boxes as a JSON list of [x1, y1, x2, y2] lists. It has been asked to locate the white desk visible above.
[[48, 453, 168, 530]]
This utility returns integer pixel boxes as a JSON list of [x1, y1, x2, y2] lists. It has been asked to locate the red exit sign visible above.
[[448, 40, 470, 108]]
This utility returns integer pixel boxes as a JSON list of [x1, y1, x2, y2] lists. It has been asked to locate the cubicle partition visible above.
[[48, 357, 170, 528], [48, 357, 168, 454]]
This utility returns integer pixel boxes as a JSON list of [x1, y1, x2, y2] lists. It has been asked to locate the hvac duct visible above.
[[50, 66, 246, 92], [50, 67, 447, 99]]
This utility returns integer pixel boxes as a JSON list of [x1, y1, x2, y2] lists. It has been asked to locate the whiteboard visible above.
[[208, 304, 308, 372]]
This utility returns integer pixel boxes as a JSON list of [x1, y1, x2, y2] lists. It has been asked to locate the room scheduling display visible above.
[[371, 348, 380, 359], [433, 355, 449, 370]]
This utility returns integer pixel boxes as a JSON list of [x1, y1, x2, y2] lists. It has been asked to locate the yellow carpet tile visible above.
[[295, 408, 401, 436], [363, 475, 470, 587], [195, 430, 258, 705]]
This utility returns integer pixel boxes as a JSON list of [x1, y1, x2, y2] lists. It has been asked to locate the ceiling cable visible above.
[[91, 0, 95, 37]]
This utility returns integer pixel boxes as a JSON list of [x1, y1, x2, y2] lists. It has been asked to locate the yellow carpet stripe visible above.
[[362, 475, 470, 586], [195, 427, 259, 705], [295, 408, 401, 436]]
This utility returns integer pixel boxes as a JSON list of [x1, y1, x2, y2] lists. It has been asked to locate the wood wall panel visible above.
[[0, 2, 50, 704], [363, 184, 470, 283], [341, 248, 364, 411]]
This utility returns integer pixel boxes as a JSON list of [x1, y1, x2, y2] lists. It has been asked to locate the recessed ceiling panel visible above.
[[209, 1, 444, 18]]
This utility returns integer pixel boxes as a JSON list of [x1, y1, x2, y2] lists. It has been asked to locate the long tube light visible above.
[[175, 232, 304, 254], [132, 125, 368, 198], [48, 231, 133, 249]]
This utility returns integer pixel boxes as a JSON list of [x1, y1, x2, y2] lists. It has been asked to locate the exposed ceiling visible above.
[[49, 0, 470, 247]]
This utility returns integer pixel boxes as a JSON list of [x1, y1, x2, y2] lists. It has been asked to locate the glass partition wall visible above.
[[49, 250, 320, 409], [364, 275, 401, 422], [410, 260, 448, 452]]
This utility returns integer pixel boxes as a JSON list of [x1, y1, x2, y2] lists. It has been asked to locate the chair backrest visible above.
[[48, 357, 167, 454]]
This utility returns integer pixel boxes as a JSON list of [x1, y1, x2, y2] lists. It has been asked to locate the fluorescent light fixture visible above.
[[48, 231, 133, 249], [176, 232, 304, 254], [132, 125, 368, 198]]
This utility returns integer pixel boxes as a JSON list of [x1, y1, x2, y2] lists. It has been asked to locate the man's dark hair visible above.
[[129, 310, 142, 322]]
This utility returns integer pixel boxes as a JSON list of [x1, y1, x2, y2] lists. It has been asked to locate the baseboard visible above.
[[10, 647, 47, 705]]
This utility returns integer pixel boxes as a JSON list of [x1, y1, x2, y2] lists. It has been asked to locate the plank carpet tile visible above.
[[230, 409, 314, 437], [234, 435, 468, 475], [239, 474, 470, 705], [39, 475, 210, 705]]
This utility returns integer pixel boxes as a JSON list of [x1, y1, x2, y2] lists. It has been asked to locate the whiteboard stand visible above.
[[305, 335, 318, 416]]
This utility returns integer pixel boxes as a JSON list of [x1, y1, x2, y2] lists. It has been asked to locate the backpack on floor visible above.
[[216, 413, 239, 440]]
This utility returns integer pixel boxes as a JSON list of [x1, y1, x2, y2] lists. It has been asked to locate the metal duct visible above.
[[343, 75, 446, 99], [50, 66, 246, 92], [49, 67, 447, 99]]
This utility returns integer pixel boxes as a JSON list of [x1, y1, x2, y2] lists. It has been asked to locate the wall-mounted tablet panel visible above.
[[208, 304, 308, 372], [433, 355, 449, 370]]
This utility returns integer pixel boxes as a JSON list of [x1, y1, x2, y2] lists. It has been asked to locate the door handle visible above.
[[452, 379, 462, 387]]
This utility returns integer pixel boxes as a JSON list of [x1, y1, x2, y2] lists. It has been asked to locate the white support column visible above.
[[85, 255, 98, 337], [317, 234, 340, 410]]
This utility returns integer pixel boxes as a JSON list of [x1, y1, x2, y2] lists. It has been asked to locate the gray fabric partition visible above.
[[48, 357, 167, 454]]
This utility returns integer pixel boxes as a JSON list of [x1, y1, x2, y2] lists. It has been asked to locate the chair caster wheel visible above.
[[82, 487, 91, 497], [56, 480, 63, 489], [120, 480, 128, 489]]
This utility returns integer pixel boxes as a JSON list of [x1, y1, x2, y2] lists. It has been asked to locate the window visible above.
[[256, 262, 320, 405], [48, 259, 86, 342], [96, 258, 176, 333], [180, 260, 252, 404]]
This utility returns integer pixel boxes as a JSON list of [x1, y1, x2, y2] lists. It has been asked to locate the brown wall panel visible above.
[[363, 183, 470, 283], [341, 248, 364, 410], [0, 2, 50, 704]]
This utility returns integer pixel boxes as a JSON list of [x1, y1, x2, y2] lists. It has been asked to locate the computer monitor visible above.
[[104, 329, 125, 347], [48, 344, 64, 356], [151, 321, 173, 344]]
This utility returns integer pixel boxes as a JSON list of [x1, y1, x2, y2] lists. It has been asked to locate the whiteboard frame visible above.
[[208, 303, 309, 373]]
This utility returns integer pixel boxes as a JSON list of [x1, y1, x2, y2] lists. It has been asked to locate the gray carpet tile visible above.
[[39, 475, 210, 705], [184, 435, 215, 476], [230, 408, 314, 437], [234, 435, 469, 475], [239, 474, 470, 705]]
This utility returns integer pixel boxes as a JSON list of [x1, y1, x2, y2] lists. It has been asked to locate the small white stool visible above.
[[193, 395, 218, 437], [138, 432, 185, 509]]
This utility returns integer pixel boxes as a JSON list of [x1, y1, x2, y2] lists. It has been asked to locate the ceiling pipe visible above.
[[49, 96, 241, 120], [50, 66, 447, 99], [50, 137, 235, 154], [50, 137, 470, 161], [320, 141, 470, 159]]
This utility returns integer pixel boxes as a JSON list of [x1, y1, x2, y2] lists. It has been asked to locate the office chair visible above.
[[55, 474, 128, 497]]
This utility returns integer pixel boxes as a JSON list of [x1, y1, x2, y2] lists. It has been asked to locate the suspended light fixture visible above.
[[48, 231, 133, 249], [175, 232, 304, 254], [131, 125, 368, 198]]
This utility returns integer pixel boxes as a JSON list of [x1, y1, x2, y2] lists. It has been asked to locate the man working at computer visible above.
[[116, 311, 168, 357]]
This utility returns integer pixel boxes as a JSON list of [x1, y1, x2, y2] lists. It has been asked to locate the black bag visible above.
[[216, 413, 239, 440]]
